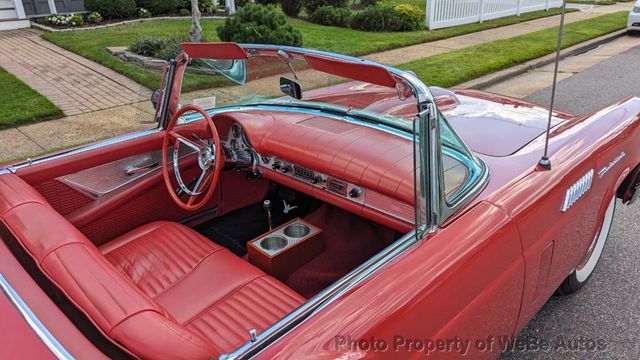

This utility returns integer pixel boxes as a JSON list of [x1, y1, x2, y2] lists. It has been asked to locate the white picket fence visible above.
[[426, 0, 564, 29]]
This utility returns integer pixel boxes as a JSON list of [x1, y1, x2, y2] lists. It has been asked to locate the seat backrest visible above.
[[0, 174, 220, 359]]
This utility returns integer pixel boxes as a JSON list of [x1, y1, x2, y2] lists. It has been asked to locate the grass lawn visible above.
[[398, 11, 628, 88], [0, 67, 62, 128], [42, 8, 569, 91]]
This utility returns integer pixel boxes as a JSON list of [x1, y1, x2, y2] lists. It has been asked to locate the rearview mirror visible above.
[[280, 77, 303, 100]]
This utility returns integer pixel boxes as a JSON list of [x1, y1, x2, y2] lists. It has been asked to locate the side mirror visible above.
[[151, 89, 161, 110], [280, 77, 303, 100]]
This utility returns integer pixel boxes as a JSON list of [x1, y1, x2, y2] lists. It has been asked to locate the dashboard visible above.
[[219, 112, 415, 232]]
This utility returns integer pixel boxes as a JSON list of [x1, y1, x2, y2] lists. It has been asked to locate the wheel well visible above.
[[617, 163, 640, 204]]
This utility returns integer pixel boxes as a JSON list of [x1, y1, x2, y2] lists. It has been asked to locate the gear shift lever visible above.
[[263, 200, 273, 230]]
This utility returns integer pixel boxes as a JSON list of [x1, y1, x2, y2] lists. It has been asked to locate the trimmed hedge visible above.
[[309, 6, 352, 27], [304, 0, 349, 14], [351, 4, 423, 31], [135, 0, 178, 15], [217, 4, 303, 46], [85, 0, 136, 19]]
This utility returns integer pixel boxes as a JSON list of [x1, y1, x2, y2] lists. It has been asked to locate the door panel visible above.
[[256, 202, 525, 359], [15, 127, 269, 246], [21, 0, 51, 16]]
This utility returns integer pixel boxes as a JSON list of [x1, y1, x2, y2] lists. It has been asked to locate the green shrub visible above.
[[281, 0, 303, 17], [129, 36, 167, 56], [394, 4, 423, 31], [351, 4, 403, 31], [255, 0, 278, 3], [360, 0, 377, 6], [304, 0, 349, 14], [155, 36, 188, 60], [46, 13, 83, 26], [309, 6, 351, 27], [87, 11, 103, 23], [68, 13, 84, 26], [138, 7, 152, 18], [235, 0, 249, 7], [217, 4, 303, 46], [178, 0, 216, 13], [179, 8, 190, 15], [135, 0, 178, 15], [85, 0, 136, 19]]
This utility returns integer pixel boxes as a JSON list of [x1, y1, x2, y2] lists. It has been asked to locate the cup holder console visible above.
[[248, 218, 324, 280], [260, 236, 288, 251], [283, 223, 310, 238]]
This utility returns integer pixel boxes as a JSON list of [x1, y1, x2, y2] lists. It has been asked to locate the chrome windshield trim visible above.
[[1, 129, 160, 173], [239, 44, 434, 105], [0, 273, 74, 359], [221, 230, 418, 360]]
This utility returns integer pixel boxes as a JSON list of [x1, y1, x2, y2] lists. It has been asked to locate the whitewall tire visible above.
[[557, 196, 616, 295]]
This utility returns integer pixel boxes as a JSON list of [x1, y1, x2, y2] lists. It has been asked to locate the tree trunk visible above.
[[226, 0, 236, 15], [190, 0, 202, 42]]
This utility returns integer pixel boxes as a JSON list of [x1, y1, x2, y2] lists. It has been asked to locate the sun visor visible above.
[[304, 54, 398, 89], [180, 42, 248, 59]]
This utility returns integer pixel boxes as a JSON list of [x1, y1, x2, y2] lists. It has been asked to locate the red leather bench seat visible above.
[[0, 174, 304, 359]]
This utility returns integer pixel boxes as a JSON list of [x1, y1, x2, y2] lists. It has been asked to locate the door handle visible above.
[[124, 162, 159, 176]]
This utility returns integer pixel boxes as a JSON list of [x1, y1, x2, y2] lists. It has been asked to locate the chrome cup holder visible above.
[[260, 236, 288, 251], [283, 223, 311, 238]]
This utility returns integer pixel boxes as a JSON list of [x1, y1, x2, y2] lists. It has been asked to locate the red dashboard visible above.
[[215, 109, 415, 232]]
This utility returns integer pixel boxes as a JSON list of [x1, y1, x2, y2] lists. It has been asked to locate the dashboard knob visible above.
[[281, 166, 292, 174], [349, 188, 362, 198], [272, 162, 282, 170], [311, 176, 322, 185]]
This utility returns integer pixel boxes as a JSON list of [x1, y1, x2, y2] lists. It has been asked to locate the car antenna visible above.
[[539, 0, 568, 171]]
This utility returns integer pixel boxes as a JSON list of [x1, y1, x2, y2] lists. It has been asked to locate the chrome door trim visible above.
[[220, 230, 418, 360], [0, 272, 74, 360], [0, 129, 160, 174]]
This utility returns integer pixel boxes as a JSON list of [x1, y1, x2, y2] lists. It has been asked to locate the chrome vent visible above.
[[561, 169, 593, 212]]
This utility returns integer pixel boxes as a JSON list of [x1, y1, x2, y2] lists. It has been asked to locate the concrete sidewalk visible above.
[[0, 3, 633, 164], [365, 2, 630, 65], [0, 29, 151, 116]]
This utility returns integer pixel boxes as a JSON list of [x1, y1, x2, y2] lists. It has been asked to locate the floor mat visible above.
[[285, 205, 396, 298], [195, 185, 316, 256]]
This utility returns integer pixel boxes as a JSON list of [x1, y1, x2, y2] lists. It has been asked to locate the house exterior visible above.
[[1, 0, 85, 30]]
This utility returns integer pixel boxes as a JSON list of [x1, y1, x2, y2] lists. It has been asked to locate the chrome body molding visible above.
[[0, 273, 74, 360], [220, 230, 418, 360], [562, 169, 594, 213], [598, 151, 625, 178], [0, 129, 160, 174]]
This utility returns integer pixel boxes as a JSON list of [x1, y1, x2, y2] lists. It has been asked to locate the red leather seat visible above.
[[0, 174, 304, 359]]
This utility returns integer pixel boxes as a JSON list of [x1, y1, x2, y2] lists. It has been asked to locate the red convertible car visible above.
[[1, 43, 639, 360]]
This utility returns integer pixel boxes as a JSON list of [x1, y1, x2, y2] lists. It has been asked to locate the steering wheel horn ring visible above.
[[162, 105, 223, 211]]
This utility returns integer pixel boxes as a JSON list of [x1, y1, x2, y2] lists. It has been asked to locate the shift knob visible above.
[[263, 200, 273, 230]]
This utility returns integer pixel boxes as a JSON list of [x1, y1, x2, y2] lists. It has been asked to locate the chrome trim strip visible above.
[[1, 129, 160, 173], [221, 230, 418, 360], [0, 273, 74, 360]]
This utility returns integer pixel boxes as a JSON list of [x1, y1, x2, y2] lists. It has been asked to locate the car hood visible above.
[[302, 83, 572, 157], [442, 89, 572, 157]]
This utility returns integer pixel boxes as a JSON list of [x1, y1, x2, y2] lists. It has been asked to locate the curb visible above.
[[458, 29, 628, 90]]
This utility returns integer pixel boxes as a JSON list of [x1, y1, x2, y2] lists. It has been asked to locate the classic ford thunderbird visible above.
[[1, 43, 640, 360]]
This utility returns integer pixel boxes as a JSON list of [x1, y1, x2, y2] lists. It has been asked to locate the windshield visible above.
[[176, 49, 418, 129]]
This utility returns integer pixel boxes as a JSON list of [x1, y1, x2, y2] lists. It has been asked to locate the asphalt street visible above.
[[501, 39, 640, 359]]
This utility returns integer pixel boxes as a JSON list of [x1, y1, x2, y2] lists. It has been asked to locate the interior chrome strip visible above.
[[221, 230, 418, 360], [1, 129, 160, 174], [0, 273, 74, 360]]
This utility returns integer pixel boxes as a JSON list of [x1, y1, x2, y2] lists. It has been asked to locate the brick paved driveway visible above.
[[0, 29, 151, 116]]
